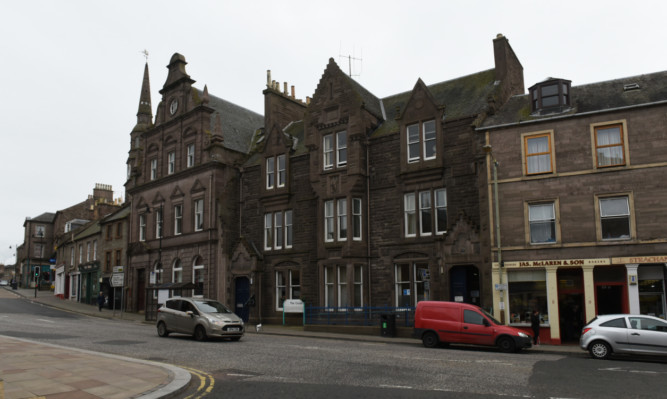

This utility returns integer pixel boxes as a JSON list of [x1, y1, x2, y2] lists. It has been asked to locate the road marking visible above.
[[36, 318, 55, 323], [379, 384, 412, 389], [227, 373, 256, 378], [180, 366, 215, 398], [599, 367, 665, 375]]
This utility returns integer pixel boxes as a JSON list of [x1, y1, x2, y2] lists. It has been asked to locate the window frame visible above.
[[194, 198, 204, 231], [352, 198, 362, 241], [523, 131, 554, 175], [275, 269, 301, 311], [527, 201, 558, 245], [435, 188, 447, 234], [266, 156, 275, 189], [155, 207, 163, 239], [168, 151, 175, 175], [596, 194, 633, 241], [150, 158, 157, 180], [323, 131, 347, 170], [186, 143, 195, 168], [592, 122, 627, 168], [172, 259, 183, 283], [277, 154, 286, 187], [406, 120, 437, 163], [139, 213, 146, 242], [174, 204, 183, 235]]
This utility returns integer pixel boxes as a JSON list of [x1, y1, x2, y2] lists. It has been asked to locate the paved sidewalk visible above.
[[0, 287, 190, 399]]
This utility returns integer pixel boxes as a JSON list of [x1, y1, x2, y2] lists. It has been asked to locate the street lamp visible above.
[[483, 144, 505, 324]]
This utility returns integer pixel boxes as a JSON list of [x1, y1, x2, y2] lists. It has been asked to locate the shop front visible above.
[[492, 257, 667, 345]]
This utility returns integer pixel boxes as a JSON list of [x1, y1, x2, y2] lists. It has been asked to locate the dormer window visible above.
[[529, 78, 571, 114]]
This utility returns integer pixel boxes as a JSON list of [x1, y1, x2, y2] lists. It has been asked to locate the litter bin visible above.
[[380, 313, 396, 337]]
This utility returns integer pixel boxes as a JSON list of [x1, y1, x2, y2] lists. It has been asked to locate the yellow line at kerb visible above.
[[181, 366, 215, 398]]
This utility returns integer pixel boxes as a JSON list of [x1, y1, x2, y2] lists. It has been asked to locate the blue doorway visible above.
[[235, 277, 250, 322]]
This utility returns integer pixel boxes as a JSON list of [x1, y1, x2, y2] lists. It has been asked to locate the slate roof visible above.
[[373, 69, 498, 137], [195, 88, 264, 155], [480, 70, 667, 129], [27, 213, 56, 224]]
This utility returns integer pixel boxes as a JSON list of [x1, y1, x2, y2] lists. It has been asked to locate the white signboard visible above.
[[111, 273, 124, 287]]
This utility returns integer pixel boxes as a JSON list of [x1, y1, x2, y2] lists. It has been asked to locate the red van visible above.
[[413, 301, 532, 353]]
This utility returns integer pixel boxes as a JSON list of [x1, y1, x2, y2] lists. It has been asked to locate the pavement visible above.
[[0, 286, 583, 399]]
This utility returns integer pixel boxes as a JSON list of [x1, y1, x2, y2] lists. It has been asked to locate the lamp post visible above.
[[483, 144, 505, 324]]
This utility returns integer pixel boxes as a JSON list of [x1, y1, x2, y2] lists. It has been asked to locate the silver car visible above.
[[580, 314, 667, 359], [156, 297, 244, 341]]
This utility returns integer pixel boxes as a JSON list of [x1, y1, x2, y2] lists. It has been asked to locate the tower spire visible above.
[[136, 60, 153, 125]]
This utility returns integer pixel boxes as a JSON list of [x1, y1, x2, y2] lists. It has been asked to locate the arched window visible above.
[[172, 259, 183, 283]]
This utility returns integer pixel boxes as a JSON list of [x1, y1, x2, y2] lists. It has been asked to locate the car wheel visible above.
[[589, 341, 611, 360], [194, 325, 208, 341], [422, 331, 439, 348], [498, 337, 516, 353], [157, 322, 170, 337]]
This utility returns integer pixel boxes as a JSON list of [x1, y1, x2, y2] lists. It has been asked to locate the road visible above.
[[1, 293, 667, 398]]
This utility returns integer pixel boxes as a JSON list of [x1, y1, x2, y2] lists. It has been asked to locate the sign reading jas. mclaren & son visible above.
[[502, 258, 610, 268]]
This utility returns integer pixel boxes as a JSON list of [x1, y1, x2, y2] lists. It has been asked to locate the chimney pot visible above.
[[283, 82, 288, 95], [267, 70, 271, 87], [291, 85, 295, 98]]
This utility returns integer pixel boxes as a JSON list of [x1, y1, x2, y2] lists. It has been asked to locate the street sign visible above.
[[494, 283, 508, 291], [111, 273, 124, 287], [113, 266, 124, 273]]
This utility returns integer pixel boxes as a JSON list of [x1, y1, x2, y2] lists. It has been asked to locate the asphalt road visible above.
[[2, 295, 667, 398]]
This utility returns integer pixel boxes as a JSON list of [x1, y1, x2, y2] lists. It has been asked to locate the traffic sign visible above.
[[111, 273, 124, 287]]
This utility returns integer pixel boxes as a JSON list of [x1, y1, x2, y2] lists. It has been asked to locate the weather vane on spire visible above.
[[141, 49, 149, 62]]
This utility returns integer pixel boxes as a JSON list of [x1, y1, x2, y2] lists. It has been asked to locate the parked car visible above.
[[156, 297, 245, 341], [580, 314, 667, 359], [0, 280, 8, 286], [413, 301, 532, 353]]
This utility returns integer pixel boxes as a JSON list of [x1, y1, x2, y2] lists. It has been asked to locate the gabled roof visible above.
[[342, 73, 383, 119], [26, 212, 56, 224], [195, 88, 264, 155], [373, 69, 498, 137], [480, 70, 667, 129]]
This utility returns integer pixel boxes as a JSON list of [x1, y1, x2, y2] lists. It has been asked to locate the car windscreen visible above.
[[194, 300, 232, 314]]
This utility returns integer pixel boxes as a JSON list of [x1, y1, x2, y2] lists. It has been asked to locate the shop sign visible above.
[[502, 258, 610, 268], [613, 256, 667, 264]]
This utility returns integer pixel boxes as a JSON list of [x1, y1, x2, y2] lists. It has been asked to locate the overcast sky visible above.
[[2, 0, 666, 265]]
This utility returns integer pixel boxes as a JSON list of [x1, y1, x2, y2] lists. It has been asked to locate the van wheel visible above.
[[497, 337, 516, 353], [422, 331, 439, 348], [157, 322, 170, 337], [194, 326, 208, 341]]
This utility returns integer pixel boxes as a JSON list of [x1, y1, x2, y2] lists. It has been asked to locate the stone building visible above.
[[478, 70, 667, 343], [234, 34, 525, 324], [124, 54, 263, 312]]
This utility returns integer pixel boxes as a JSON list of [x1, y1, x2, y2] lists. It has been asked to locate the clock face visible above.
[[169, 99, 178, 115]]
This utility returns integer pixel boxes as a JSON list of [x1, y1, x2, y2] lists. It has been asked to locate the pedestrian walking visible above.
[[97, 291, 105, 311], [531, 309, 540, 345]]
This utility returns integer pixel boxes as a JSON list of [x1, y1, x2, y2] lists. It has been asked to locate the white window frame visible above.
[[194, 199, 204, 231], [168, 151, 175, 175], [193, 259, 204, 297], [324, 200, 334, 242], [338, 267, 348, 307], [186, 143, 195, 167], [529, 202, 556, 244], [336, 131, 347, 167], [277, 154, 286, 187], [404, 193, 416, 237], [155, 208, 163, 239], [174, 204, 182, 235], [419, 191, 432, 236], [139, 214, 146, 242], [86, 242, 91, 262], [435, 188, 447, 234], [354, 265, 363, 307], [150, 158, 157, 180], [172, 259, 183, 283], [276, 270, 286, 310], [407, 123, 420, 163], [324, 266, 334, 307], [337, 198, 347, 241], [423, 120, 436, 160], [285, 210, 293, 248], [352, 198, 362, 241], [266, 156, 275, 189], [264, 213, 273, 250], [93, 240, 97, 260], [323, 135, 333, 170], [78, 244, 83, 264], [274, 211, 283, 250], [599, 196, 631, 241]]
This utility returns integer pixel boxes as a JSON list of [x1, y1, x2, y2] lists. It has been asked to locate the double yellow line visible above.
[[180, 366, 215, 399]]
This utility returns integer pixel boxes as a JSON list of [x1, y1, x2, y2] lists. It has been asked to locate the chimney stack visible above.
[[267, 70, 271, 87]]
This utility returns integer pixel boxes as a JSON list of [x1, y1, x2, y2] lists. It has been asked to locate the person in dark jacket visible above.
[[530, 310, 540, 345], [97, 291, 105, 311]]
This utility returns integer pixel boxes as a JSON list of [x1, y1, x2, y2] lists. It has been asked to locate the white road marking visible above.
[[379, 384, 412, 389], [36, 318, 55, 323]]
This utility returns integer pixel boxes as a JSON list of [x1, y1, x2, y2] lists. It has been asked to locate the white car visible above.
[[580, 314, 667, 359], [0, 280, 9, 286], [156, 297, 244, 341]]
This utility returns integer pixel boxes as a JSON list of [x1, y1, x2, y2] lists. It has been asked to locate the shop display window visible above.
[[508, 270, 548, 325]]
